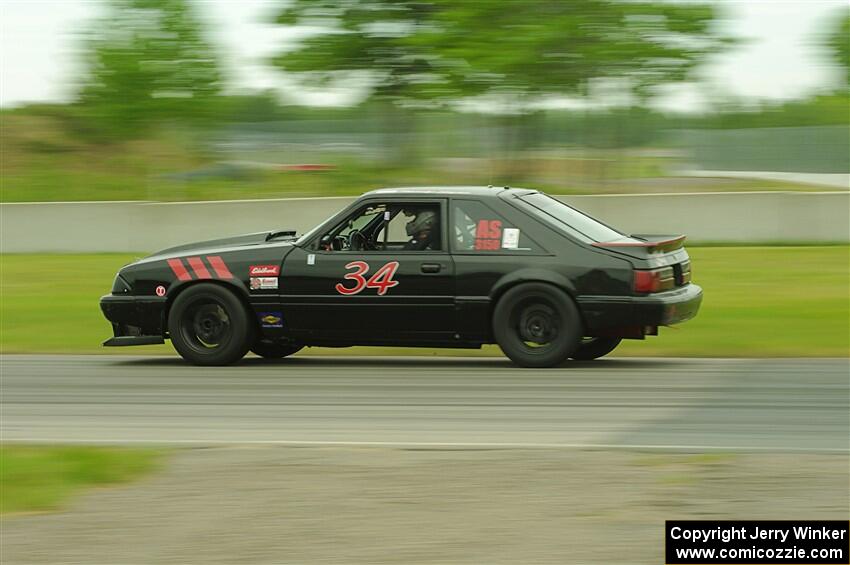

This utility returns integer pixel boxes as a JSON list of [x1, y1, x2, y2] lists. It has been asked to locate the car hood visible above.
[[142, 230, 298, 262]]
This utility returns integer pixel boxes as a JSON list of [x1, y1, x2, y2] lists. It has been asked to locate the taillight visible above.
[[634, 267, 675, 293]]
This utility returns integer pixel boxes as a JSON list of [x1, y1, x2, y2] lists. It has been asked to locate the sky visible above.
[[0, 0, 846, 112]]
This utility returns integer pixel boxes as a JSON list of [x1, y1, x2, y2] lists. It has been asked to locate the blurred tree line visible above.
[[10, 0, 848, 160], [78, 0, 221, 139], [272, 0, 730, 166]]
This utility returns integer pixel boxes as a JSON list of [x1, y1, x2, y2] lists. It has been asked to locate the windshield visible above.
[[517, 193, 626, 243], [338, 204, 386, 237]]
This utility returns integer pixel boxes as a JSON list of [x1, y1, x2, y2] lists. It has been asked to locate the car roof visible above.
[[363, 186, 536, 199]]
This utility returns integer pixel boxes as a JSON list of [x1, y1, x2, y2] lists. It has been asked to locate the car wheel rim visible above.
[[514, 299, 559, 350], [181, 300, 231, 351]]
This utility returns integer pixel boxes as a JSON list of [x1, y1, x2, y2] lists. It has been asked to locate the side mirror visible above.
[[320, 234, 332, 247]]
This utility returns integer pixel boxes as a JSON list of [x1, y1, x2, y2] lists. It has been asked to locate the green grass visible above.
[[616, 246, 849, 357], [1, 254, 172, 355], [0, 445, 163, 514], [1, 247, 848, 357]]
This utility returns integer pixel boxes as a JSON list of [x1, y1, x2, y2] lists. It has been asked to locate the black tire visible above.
[[250, 341, 303, 359], [571, 337, 622, 361], [492, 282, 582, 368], [168, 283, 253, 366]]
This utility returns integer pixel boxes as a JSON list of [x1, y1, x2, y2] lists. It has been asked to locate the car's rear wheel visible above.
[[492, 283, 582, 368], [251, 341, 303, 359], [571, 337, 622, 361], [168, 283, 253, 366]]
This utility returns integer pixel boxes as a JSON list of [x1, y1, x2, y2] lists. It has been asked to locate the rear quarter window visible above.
[[452, 199, 544, 253], [514, 192, 626, 243]]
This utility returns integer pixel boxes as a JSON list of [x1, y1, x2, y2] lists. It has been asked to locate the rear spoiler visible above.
[[592, 234, 686, 253]]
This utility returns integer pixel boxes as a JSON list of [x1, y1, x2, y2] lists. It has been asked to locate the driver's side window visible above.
[[321, 204, 386, 252], [321, 201, 442, 252], [338, 205, 383, 238]]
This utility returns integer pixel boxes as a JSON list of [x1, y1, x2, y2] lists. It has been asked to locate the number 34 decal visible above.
[[335, 261, 400, 296]]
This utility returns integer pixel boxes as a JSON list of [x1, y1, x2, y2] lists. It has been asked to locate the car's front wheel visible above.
[[492, 283, 582, 368], [571, 337, 622, 360], [250, 341, 303, 359], [168, 283, 253, 366]]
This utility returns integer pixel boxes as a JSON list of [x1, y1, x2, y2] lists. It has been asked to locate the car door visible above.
[[280, 198, 456, 343]]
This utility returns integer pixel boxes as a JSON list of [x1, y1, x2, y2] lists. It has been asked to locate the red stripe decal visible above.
[[207, 256, 234, 279], [187, 256, 212, 279], [167, 258, 192, 281]]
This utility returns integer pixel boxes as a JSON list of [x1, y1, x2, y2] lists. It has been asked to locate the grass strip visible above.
[[0, 445, 164, 514], [1, 247, 847, 357]]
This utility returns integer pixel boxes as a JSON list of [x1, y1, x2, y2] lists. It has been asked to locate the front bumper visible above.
[[578, 283, 703, 331], [100, 294, 166, 346]]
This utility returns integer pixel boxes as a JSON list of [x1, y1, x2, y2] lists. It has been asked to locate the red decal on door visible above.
[[335, 261, 370, 295], [335, 261, 400, 296], [249, 265, 280, 276], [167, 258, 192, 281], [366, 261, 400, 296]]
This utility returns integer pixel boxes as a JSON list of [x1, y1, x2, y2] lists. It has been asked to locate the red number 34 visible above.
[[335, 261, 400, 296]]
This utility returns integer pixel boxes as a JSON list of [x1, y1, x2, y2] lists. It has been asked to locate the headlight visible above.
[[111, 274, 131, 294]]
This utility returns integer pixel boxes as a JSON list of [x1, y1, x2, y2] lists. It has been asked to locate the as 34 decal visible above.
[[335, 261, 400, 296]]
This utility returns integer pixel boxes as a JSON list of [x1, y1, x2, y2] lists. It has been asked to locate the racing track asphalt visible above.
[[1, 355, 847, 452]]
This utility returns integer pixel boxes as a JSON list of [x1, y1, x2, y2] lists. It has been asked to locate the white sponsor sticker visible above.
[[307, 253, 316, 266], [502, 228, 520, 249], [250, 277, 279, 290], [384, 211, 391, 221]]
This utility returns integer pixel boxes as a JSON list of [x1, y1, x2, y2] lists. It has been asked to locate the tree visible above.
[[274, 1, 728, 105], [824, 7, 849, 88], [272, 1, 730, 169], [78, 0, 222, 139], [420, 0, 731, 177], [272, 1, 445, 104], [271, 1, 456, 162], [424, 1, 728, 100]]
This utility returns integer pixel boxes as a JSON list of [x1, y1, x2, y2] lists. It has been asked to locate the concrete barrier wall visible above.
[[563, 191, 849, 244], [0, 197, 354, 253], [1, 192, 847, 253]]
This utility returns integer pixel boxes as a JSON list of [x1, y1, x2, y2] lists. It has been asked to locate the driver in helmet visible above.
[[402, 207, 438, 250]]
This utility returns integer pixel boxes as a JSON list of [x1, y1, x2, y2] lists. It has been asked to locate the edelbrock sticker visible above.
[[249, 265, 280, 276]]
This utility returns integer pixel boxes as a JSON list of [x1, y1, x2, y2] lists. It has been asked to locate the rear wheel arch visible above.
[[490, 269, 577, 304], [491, 278, 586, 332], [489, 270, 587, 331]]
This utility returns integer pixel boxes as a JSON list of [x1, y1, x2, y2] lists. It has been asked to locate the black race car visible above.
[[101, 187, 702, 367]]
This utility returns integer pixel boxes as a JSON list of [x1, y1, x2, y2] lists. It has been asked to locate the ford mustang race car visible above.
[[100, 187, 702, 367]]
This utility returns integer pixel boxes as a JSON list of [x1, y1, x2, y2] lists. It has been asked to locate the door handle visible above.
[[421, 263, 441, 274]]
